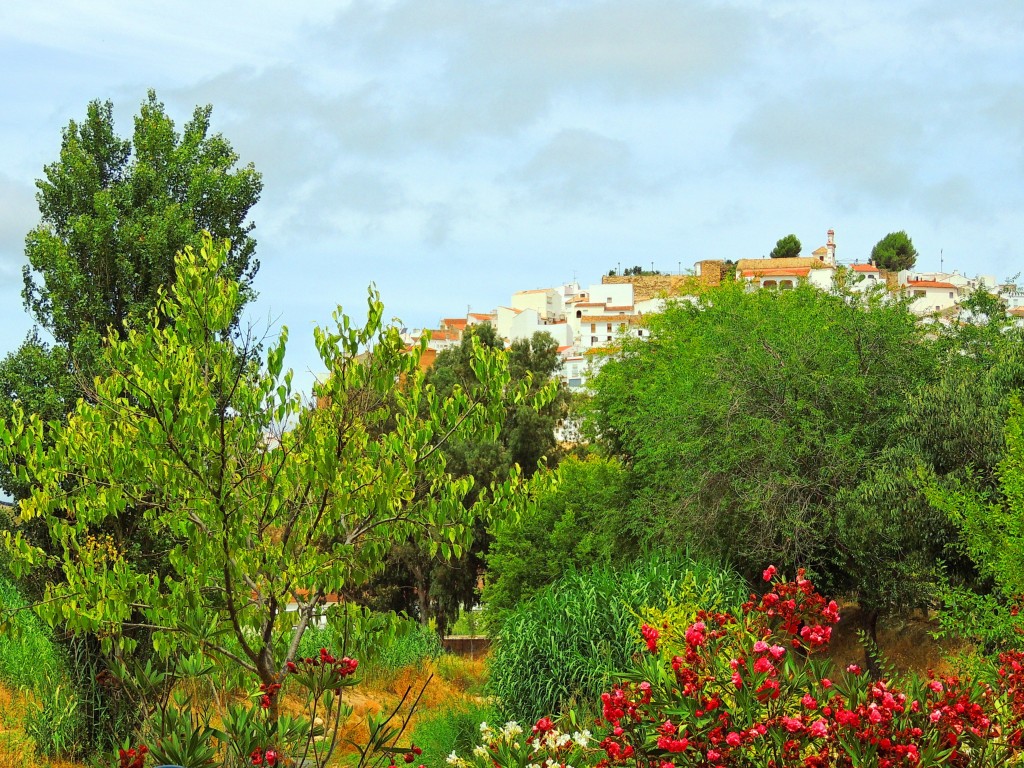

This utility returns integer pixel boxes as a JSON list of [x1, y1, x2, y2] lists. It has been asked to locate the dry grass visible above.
[[0, 622, 958, 768], [0, 686, 83, 768], [824, 602, 967, 677]]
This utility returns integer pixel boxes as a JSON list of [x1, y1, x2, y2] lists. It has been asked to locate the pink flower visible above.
[[762, 565, 777, 582]]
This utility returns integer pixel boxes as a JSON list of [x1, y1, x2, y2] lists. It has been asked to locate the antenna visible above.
[[940, 249, 944, 273]]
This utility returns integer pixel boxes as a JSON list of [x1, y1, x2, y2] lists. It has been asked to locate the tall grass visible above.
[[0, 576, 66, 690], [487, 551, 745, 722], [408, 699, 495, 767], [0, 575, 83, 757]]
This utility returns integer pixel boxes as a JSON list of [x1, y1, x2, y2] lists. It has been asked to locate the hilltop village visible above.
[[403, 229, 1017, 390]]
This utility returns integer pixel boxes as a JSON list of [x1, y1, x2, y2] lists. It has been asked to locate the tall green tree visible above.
[[2, 92, 262, 502], [1, 236, 540, 723], [587, 282, 939, 630], [23, 91, 262, 354], [365, 326, 567, 634], [769, 234, 801, 259], [871, 231, 918, 272]]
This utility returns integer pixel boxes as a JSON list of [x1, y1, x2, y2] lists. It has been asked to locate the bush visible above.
[[487, 552, 744, 722]]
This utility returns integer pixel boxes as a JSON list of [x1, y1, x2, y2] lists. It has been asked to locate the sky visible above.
[[1, 0, 1022, 393]]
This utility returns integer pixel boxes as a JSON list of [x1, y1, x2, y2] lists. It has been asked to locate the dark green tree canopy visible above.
[[22, 91, 263, 354], [871, 231, 918, 272], [769, 234, 801, 259]]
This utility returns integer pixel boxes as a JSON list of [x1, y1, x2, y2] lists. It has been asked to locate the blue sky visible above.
[[1, 1, 1022, 392]]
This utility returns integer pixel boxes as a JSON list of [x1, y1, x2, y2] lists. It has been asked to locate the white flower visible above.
[[473, 745, 490, 758], [501, 721, 523, 739], [446, 751, 464, 766], [572, 730, 592, 748]]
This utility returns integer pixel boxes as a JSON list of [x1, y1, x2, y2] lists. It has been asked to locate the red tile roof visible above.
[[743, 268, 812, 278], [908, 280, 957, 289], [851, 264, 879, 273]]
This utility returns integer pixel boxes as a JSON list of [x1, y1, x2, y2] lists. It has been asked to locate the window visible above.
[[763, 280, 777, 288], [590, 336, 598, 344], [949, 292, 954, 299], [780, 280, 794, 290], [606, 323, 612, 332], [913, 290, 926, 298], [606, 336, 612, 341], [590, 323, 596, 332], [576, 310, 582, 319]]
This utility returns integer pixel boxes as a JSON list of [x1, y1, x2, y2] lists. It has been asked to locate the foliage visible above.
[[769, 234, 801, 259], [367, 324, 565, 636], [23, 91, 261, 356], [0, 235, 545, 729], [408, 699, 496, 767], [109, 646, 426, 768], [487, 553, 744, 722], [464, 570, 1024, 767], [0, 575, 83, 757], [587, 281, 939, 625], [484, 455, 630, 621], [871, 230, 918, 272], [0, 575, 66, 690], [930, 396, 1024, 651]]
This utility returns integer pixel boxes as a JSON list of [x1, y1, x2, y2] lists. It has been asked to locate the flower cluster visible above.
[[250, 746, 279, 765], [117, 744, 148, 768], [258, 680, 282, 709], [592, 567, 1024, 768], [447, 717, 597, 768], [286, 646, 360, 697]]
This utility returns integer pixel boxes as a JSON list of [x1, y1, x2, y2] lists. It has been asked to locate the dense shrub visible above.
[[487, 552, 744, 722]]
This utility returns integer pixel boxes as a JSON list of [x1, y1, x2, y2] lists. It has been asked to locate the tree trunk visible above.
[[861, 608, 883, 680]]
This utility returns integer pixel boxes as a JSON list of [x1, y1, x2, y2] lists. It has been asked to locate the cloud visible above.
[[0, 173, 35, 281], [505, 128, 660, 211], [730, 78, 1001, 219]]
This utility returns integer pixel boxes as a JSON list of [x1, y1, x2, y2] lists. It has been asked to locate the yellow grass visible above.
[[0, 653, 488, 768]]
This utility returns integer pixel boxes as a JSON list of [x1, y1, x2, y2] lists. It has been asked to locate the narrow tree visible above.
[[1, 236, 544, 723], [871, 231, 918, 272], [769, 234, 801, 259], [2, 92, 262, 502]]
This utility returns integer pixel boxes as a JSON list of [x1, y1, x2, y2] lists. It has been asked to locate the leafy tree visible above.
[[871, 231, 918, 272], [0, 332, 79, 503], [484, 455, 629, 622], [364, 326, 567, 634], [587, 282, 939, 638], [1, 92, 262, 502], [769, 234, 801, 259], [23, 91, 262, 354], [1, 236, 542, 724]]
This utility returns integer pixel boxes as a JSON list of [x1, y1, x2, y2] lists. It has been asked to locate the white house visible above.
[[511, 288, 564, 321], [905, 279, 960, 315]]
